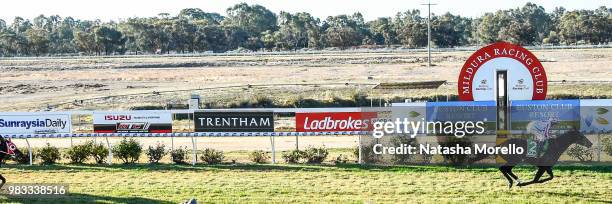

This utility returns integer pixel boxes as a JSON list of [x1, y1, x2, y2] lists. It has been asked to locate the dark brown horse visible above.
[[496, 128, 592, 188], [0, 137, 20, 189]]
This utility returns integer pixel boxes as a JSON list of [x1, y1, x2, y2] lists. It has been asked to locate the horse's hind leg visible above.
[[538, 166, 554, 183], [517, 166, 546, 187], [499, 166, 513, 188], [0, 174, 5, 190]]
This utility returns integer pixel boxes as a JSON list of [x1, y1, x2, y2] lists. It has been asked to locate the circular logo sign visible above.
[[458, 42, 547, 101]]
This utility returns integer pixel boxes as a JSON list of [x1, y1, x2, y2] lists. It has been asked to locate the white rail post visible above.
[[106, 136, 112, 165], [191, 134, 197, 166], [270, 134, 276, 164], [358, 134, 362, 164], [597, 131, 602, 162], [26, 138, 32, 166]]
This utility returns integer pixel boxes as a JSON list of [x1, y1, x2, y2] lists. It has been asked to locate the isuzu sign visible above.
[[93, 112, 172, 133], [194, 111, 274, 132], [296, 112, 377, 132], [458, 42, 547, 101], [0, 113, 71, 134]]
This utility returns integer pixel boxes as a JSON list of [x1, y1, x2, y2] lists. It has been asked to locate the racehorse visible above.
[[0, 137, 20, 189], [495, 128, 592, 188]]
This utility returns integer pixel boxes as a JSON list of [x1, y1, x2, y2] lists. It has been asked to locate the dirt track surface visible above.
[[0, 49, 610, 111]]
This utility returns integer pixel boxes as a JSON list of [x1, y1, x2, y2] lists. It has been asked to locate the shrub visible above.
[[249, 150, 270, 163], [200, 148, 224, 164], [282, 149, 305, 163], [91, 142, 109, 164], [171, 147, 188, 164], [12, 148, 35, 164], [334, 154, 349, 164], [303, 146, 329, 164], [603, 136, 612, 157], [112, 138, 142, 164], [439, 137, 473, 165], [354, 144, 381, 163], [65, 141, 94, 164], [567, 144, 593, 162], [391, 136, 417, 164], [146, 143, 167, 164], [38, 143, 61, 165]]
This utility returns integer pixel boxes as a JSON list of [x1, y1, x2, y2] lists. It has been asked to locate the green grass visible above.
[[0, 163, 610, 203]]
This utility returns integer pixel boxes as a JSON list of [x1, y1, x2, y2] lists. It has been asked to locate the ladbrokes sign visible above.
[[296, 112, 377, 132], [194, 111, 274, 132]]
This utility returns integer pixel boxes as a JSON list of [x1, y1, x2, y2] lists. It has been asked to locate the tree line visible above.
[[0, 3, 610, 56]]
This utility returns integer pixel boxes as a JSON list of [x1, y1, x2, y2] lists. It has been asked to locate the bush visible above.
[[391, 136, 417, 164], [303, 146, 329, 164], [91, 142, 109, 164], [65, 141, 94, 164], [439, 137, 473, 165], [249, 150, 270, 163], [12, 148, 35, 164], [334, 154, 349, 164], [38, 143, 61, 165], [146, 143, 167, 164], [603, 136, 612, 157], [171, 147, 188, 164], [113, 138, 142, 164], [200, 148, 224, 164], [354, 144, 381, 163], [282, 149, 305, 163], [567, 144, 593, 162]]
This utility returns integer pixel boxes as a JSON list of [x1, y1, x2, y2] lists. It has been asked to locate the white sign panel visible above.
[[580, 99, 612, 133], [0, 113, 71, 134], [93, 111, 172, 133]]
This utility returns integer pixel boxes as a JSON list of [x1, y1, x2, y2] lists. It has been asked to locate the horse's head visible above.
[[0, 137, 20, 157], [565, 128, 592, 148]]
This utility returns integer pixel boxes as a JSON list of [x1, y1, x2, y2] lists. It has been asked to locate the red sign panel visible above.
[[296, 112, 377, 132]]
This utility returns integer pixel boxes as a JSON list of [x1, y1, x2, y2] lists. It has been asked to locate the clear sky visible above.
[[0, 0, 610, 22]]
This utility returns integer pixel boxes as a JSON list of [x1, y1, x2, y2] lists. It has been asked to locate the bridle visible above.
[[0, 138, 17, 156]]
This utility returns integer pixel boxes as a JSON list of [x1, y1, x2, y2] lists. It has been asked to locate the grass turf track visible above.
[[0, 163, 610, 203]]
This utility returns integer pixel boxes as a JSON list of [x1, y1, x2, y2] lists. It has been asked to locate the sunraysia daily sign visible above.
[[458, 42, 547, 101], [0, 113, 71, 134]]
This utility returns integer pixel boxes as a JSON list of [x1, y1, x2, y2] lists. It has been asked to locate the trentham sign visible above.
[[458, 42, 547, 101], [194, 111, 274, 132]]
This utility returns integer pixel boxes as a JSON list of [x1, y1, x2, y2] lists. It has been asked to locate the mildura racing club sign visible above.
[[458, 41, 547, 101], [194, 111, 274, 132], [93, 112, 172, 133], [296, 112, 378, 132], [0, 113, 71, 134]]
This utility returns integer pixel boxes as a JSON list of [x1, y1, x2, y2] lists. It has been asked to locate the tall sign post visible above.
[[457, 41, 548, 163]]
